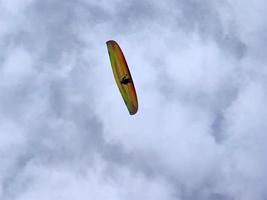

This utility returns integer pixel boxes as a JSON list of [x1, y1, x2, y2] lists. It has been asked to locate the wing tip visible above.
[[106, 40, 118, 46], [129, 107, 138, 115], [129, 112, 137, 115]]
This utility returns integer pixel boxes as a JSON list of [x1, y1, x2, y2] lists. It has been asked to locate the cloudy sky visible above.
[[1, 0, 267, 199]]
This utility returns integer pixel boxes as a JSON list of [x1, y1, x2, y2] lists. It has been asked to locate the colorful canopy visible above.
[[106, 40, 138, 115]]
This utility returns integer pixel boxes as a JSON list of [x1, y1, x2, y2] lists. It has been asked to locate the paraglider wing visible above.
[[106, 40, 138, 115]]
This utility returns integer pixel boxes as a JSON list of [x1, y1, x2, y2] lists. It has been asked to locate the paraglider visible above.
[[106, 40, 138, 115]]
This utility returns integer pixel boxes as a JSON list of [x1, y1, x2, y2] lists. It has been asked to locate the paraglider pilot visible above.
[[120, 75, 132, 85]]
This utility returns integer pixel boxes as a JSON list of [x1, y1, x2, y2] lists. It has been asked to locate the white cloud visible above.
[[0, 0, 267, 199]]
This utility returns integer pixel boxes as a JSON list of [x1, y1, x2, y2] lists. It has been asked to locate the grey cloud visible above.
[[174, 0, 246, 58]]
